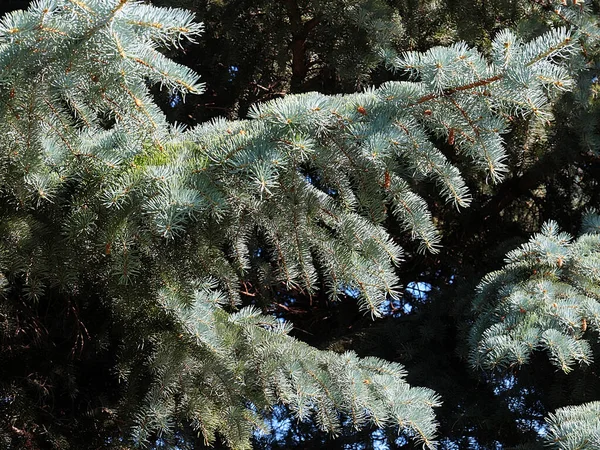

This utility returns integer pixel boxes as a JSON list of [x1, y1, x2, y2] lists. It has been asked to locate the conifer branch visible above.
[[0, 1, 595, 447], [413, 75, 503, 105]]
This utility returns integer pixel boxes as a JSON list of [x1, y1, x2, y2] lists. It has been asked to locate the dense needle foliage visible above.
[[1, 1, 600, 449]]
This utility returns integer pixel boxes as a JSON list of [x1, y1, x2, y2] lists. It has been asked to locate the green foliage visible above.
[[123, 280, 440, 448], [1, 0, 600, 449], [151, 0, 405, 103], [545, 401, 600, 449], [470, 215, 600, 373], [470, 212, 600, 449], [2, 1, 586, 313]]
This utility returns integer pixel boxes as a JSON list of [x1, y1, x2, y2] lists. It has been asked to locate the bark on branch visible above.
[[283, 0, 320, 91]]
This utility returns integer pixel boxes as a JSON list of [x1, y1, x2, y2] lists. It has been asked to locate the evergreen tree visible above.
[[469, 214, 600, 449], [150, 0, 406, 121], [148, 0, 538, 123], [1, 1, 600, 449]]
